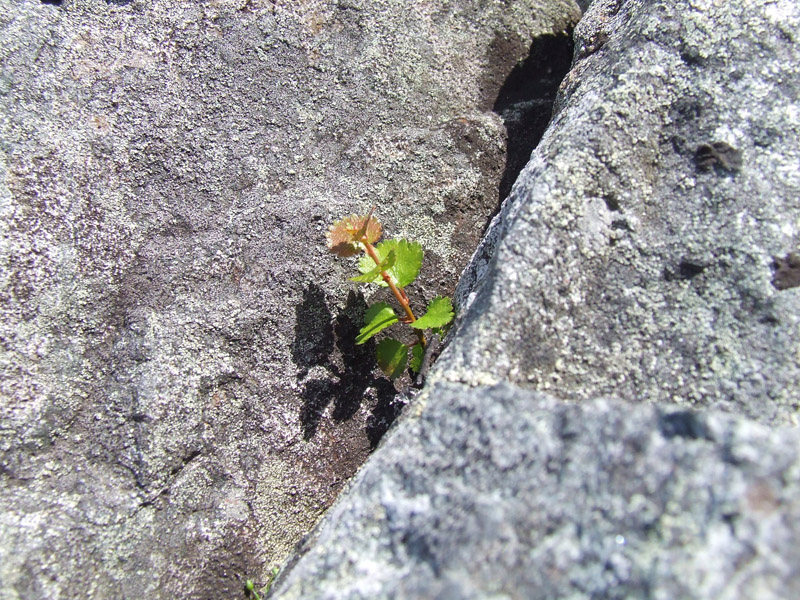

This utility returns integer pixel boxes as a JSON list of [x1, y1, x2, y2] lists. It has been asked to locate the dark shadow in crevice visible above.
[[664, 259, 707, 282], [329, 291, 379, 423], [293, 287, 399, 447], [365, 382, 406, 448], [658, 410, 712, 441], [493, 31, 575, 200]]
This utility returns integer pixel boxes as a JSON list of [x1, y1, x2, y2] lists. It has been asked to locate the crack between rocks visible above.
[[493, 30, 576, 201]]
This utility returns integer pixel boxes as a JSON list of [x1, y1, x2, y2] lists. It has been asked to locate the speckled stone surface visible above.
[[271, 382, 800, 599], [270, 0, 800, 598], [0, 0, 579, 597], [449, 0, 800, 425]]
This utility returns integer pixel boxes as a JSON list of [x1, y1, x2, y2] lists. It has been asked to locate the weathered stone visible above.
[[0, 0, 579, 597], [271, 382, 800, 599], [449, 0, 800, 426], [270, 0, 800, 597]]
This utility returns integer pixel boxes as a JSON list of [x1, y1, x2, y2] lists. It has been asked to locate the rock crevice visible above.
[[269, 0, 800, 596]]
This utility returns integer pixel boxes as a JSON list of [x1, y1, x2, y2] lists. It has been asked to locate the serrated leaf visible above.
[[358, 239, 423, 288], [409, 343, 424, 374], [327, 213, 382, 257], [410, 296, 454, 330], [356, 302, 398, 345], [376, 338, 408, 379], [351, 249, 396, 283]]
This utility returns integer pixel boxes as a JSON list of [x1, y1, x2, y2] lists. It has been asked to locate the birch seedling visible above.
[[326, 209, 454, 379]]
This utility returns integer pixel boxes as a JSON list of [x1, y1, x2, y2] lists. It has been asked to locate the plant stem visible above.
[[363, 241, 426, 348]]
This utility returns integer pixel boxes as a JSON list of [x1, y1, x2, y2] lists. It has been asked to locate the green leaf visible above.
[[358, 239, 423, 288], [351, 249, 396, 283], [410, 296, 454, 330], [409, 343, 424, 374], [356, 302, 399, 345], [376, 338, 408, 379]]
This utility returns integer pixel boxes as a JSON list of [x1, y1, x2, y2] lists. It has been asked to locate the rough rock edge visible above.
[[270, 381, 800, 599]]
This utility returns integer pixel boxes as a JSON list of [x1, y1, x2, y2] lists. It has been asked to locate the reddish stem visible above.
[[363, 240, 426, 348]]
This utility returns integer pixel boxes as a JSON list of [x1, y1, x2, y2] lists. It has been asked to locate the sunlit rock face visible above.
[[269, 0, 800, 598], [450, 0, 800, 426], [0, 0, 580, 597]]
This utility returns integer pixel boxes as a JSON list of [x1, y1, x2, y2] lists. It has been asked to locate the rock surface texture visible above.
[[271, 0, 800, 598], [273, 383, 800, 599], [450, 0, 800, 426], [0, 0, 579, 597]]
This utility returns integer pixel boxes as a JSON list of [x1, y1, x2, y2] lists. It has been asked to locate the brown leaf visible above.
[[326, 214, 382, 256]]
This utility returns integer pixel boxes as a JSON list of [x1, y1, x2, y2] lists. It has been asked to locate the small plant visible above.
[[326, 208, 454, 380], [245, 579, 261, 600], [244, 567, 279, 599]]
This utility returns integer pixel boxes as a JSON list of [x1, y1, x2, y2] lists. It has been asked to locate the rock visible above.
[[271, 382, 800, 599], [269, 0, 800, 597], [0, 0, 579, 597], [449, 0, 800, 426]]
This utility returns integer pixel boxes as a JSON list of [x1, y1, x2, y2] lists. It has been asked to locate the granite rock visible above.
[[0, 0, 579, 597], [270, 0, 800, 597], [449, 0, 800, 426], [271, 382, 800, 599]]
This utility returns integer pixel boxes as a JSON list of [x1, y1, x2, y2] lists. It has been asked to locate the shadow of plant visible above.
[[292, 284, 400, 447]]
